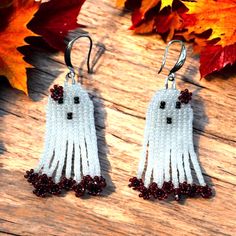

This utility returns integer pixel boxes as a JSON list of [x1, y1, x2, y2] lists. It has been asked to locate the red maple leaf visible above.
[[200, 43, 236, 78], [28, 0, 86, 51]]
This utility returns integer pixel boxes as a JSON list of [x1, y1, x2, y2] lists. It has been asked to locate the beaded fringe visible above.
[[25, 83, 106, 197], [129, 89, 212, 201]]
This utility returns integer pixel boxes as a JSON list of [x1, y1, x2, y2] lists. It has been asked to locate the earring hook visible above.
[[64, 34, 93, 83], [158, 40, 186, 80]]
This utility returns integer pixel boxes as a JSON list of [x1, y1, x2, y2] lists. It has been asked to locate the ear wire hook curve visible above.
[[64, 34, 93, 83], [158, 40, 186, 81]]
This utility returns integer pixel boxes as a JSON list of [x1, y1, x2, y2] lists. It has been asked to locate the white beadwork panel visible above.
[[35, 83, 101, 183], [137, 89, 205, 188]]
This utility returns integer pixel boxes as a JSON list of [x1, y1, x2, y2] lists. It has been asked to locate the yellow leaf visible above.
[[160, 0, 173, 10]]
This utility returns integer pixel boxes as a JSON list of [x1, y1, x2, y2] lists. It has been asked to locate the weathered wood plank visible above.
[[0, 0, 236, 235]]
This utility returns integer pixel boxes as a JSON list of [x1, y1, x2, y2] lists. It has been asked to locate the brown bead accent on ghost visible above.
[[50, 84, 64, 102], [178, 89, 192, 104]]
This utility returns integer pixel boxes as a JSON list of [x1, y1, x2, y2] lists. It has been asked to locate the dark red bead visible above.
[[155, 188, 167, 200], [178, 89, 192, 104], [138, 186, 151, 200], [128, 176, 143, 190], [33, 185, 48, 198], [179, 182, 191, 195], [74, 175, 107, 196], [200, 185, 212, 198], [87, 181, 101, 196], [25, 169, 40, 185], [187, 184, 198, 197], [50, 184, 61, 195], [59, 177, 76, 191], [162, 181, 174, 194], [129, 177, 136, 182], [86, 176, 106, 196], [148, 182, 159, 198], [24, 169, 34, 178], [74, 182, 86, 197], [94, 176, 99, 181], [50, 85, 64, 102], [83, 175, 93, 183], [99, 176, 107, 188]]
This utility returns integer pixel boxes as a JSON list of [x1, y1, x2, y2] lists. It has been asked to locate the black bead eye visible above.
[[74, 97, 80, 104], [58, 97, 63, 104], [176, 101, 181, 109], [160, 101, 166, 109]]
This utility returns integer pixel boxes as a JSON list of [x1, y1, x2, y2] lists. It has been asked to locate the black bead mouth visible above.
[[166, 117, 172, 124], [67, 112, 73, 120]]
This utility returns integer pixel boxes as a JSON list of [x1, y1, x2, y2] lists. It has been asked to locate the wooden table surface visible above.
[[0, 0, 236, 235]]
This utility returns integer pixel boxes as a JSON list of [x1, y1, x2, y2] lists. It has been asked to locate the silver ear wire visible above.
[[158, 40, 186, 88], [64, 34, 93, 83]]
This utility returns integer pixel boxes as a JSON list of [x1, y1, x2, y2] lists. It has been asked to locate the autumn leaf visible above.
[[28, 0, 86, 51], [128, 0, 188, 40], [0, 0, 39, 94], [160, 0, 173, 10], [182, 0, 236, 47], [0, 0, 86, 94], [200, 43, 236, 78], [140, 0, 160, 15], [180, 0, 236, 77]]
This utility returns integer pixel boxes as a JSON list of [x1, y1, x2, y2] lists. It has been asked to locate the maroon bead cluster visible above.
[[128, 177, 144, 190], [178, 89, 192, 104], [59, 177, 76, 191], [24, 169, 106, 198], [128, 177, 212, 201], [24, 169, 61, 197], [50, 84, 63, 102], [73, 175, 107, 197]]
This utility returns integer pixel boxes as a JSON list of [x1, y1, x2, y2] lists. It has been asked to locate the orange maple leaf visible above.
[[182, 0, 236, 47], [0, 0, 39, 94], [179, 0, 236, 77]]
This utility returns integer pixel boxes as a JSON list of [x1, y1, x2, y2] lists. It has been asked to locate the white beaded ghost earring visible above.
[[129, 40, 212, 201], [25, 34, 106, 197]]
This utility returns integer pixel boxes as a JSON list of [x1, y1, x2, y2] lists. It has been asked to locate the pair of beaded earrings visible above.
[[24, 35, 212, 201]]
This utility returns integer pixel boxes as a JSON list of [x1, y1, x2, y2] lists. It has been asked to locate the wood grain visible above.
[[0, 0, 236, 235]]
